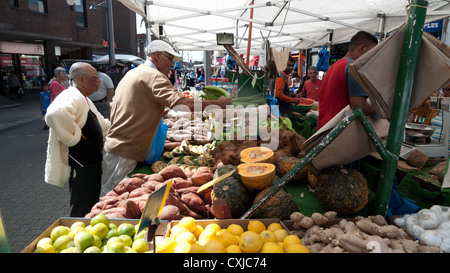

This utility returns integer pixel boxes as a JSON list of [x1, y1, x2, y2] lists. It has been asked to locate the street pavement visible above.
[[0, 91, 70, 253]]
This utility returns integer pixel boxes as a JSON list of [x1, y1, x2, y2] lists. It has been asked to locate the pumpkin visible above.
[[213, 164, 240, 180], [237, 163, 276, 190], [240, 147, 274, 164], [252, 185, 299, 220], [274, 156, 308, 184], [315, 167, 369, 215], [211, 172, 252, 218]]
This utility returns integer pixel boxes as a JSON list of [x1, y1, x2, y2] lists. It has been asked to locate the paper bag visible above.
[[300, 106, 390, 172], [348, 24, 450, 120]]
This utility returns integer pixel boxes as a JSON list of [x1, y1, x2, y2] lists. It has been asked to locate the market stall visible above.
[[19, 0, 450, 254]]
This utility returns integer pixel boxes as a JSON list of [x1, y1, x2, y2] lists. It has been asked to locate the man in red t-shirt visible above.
[[317, 31, 378, 130], [298, 66, 322, 101]]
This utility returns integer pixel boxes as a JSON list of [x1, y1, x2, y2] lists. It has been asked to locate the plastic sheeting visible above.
[[117, 0, 449, 54]]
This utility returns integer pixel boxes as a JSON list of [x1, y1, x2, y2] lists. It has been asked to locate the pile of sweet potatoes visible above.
[[85, 164, 214, 220]]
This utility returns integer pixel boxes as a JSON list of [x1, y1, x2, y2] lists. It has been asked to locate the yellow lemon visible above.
[[89, 223, 109, 240], [175, 231, 197, 244], [105, 228, 118, 240], [277, 242, 284, 249], [35, 243, 55, 253], [267, 222, 283, 232], [68, 226, 85, 240], [189, 243, 203, 253], [53, 235, 71, 253], [247, 220, 266, 234], [260, 242, 284, 253], [217, 230, 239, 248], [178, 217, 197, 233], [259, 230, 276, 243], [156, 237, 177, 253], [170, 225, 189, 239], [193, 225, 204, 240], [227, 224, 244, 236], [204, 223, 221, 234], [239, 231, 263, 253], [226, 245, 242, 253], [90, 213, 110, 227], [106, 236, 124, 246], [198, 229, 217, 246], [285, 244, 310, 253], [70, 221, 86, 230], [36, 237, 53, 248], [273, 229, 289, 242], [283, 235, 302, 249], [134, 229, 146, 241], [85, 225, 92, 233], [202, 241, 226, 253], [174, 241, 192, 253], [50, 226, 70, 242]]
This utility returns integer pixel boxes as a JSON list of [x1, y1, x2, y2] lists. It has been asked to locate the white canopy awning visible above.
[[118, 0, 450, 55]]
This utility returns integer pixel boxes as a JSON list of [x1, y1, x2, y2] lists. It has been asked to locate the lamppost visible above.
[[90, 0, 115, 68]]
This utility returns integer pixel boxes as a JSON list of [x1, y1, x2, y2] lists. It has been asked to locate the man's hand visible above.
[[293, 98, 300, 105]]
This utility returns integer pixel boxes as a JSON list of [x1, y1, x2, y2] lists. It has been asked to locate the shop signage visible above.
[[424, 20, 443, 32], [0, 42, 45, 55]]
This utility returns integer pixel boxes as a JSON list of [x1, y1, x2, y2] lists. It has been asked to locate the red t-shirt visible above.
[[317, 58, 349, 129], [302, 79, 322, 101], [49, 80, 67, 102]]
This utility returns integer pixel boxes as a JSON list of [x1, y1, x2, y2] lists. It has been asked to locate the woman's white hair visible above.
[[69, 62, 88, 87]]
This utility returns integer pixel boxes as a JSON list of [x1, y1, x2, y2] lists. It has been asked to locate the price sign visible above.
[[137, 179, 173, 234]]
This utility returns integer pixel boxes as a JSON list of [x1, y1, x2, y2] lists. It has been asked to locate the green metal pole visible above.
[[373, 0, 428, 216]]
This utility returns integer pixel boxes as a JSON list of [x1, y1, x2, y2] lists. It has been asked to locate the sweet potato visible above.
[[129, 187, 153, 198], [181, 192, 207, 215], [124, 199, 141, 219], [191, 166, 214, 186], [101, 207, 127, 219], [159, 165, 187, 180], [113, 177, 146, 195], [159, 205, 183, 220], [172, 177, 193, 189], [143, 173, 165, 182], [164, 193, 202, 219], [141, 180, 162, 192], [154, 180, 175, 193]]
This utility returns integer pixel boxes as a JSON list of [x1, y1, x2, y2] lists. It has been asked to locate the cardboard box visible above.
[[163, 218, 289, 238], [22, 217, 168, 253]]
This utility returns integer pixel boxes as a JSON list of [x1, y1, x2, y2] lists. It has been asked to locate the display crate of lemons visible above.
[[22, 214, 167, 253], [158, 217, 309, 253]]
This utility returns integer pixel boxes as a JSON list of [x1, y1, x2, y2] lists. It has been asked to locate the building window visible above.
[[10, 0, 19, 8], [28, 0, 47, 14], [75, 0, 87, 28]]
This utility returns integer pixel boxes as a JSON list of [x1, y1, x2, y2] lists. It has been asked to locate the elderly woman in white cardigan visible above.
[[45, 62, 111, 217]]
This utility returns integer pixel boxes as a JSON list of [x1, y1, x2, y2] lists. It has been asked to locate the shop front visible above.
[[0, 41, 46, 96]]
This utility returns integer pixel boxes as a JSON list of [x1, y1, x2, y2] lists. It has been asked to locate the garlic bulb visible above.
[[418, 210, 446, 230], [441, 238, 450, 253], [419, 230, 443, 248]]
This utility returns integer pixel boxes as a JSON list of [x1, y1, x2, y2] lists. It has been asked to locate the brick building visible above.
[[0, 0, 136, 93]]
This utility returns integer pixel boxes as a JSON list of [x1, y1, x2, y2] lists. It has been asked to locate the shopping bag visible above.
[[145, 118, 168, 165]]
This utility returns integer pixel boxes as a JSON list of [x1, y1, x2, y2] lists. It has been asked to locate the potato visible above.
[[172, 177, 193, 189]]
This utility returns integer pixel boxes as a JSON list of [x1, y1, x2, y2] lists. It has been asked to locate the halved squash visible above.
[[237, 163, 276, 189], [240, 147, 274, 164]]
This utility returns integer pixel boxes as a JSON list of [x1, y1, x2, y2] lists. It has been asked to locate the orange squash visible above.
[[240, 147, 274, 164], [237, 163, 276, 189]]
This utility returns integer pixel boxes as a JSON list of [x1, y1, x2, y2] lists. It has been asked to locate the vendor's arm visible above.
[[178, 96, 232, 111], [349, 96, 377, 116], [274, 77, 299, 104], [347, 70, 376, 117]]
